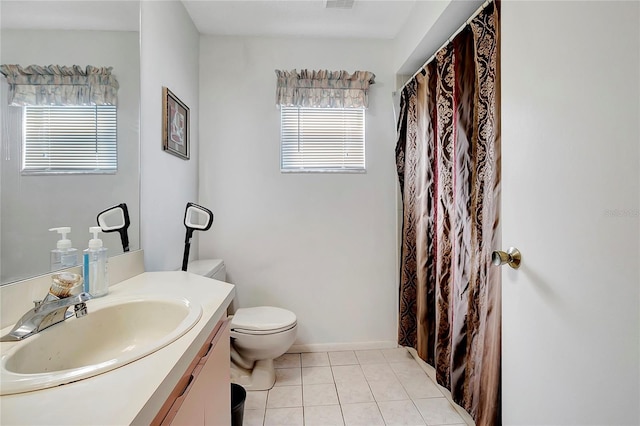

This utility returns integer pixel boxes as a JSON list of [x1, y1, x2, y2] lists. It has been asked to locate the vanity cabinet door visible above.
[[161, 320, 231, 426], [200, 322, 231, 425]]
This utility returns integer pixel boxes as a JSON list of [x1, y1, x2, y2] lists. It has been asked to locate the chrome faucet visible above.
[[0, 292, 92, 342]]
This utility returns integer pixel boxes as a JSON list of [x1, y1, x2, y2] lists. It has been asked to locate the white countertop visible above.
[[0, 271, 235, 426]]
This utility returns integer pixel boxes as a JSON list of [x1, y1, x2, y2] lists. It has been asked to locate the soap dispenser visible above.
[[49, 227, 79, 270], [83, 226, 109, 297]]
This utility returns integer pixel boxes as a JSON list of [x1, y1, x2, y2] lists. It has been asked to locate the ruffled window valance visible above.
[[0, 64, 119, 106], [275, 69, 375, 109]]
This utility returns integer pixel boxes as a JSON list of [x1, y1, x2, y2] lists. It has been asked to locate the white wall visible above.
[[392, 0, 449, 75], [0, 29, 140, 283], [501, 1, 639, 424], [140, 1, 200, 272], [392, 0, 482, 78], [198, 36, 398, 347]]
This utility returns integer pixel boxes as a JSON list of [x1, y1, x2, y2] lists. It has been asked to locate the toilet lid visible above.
[[231, 306, 297, 332]]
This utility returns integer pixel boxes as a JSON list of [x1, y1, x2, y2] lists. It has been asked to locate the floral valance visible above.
[[275, 69, 375, 109], [0, 64, 119, 106]]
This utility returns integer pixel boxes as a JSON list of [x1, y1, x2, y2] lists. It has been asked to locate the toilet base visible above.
[[230, 359, 276, 391]]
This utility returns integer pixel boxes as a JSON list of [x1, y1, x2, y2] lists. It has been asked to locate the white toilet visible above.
[[187, 259, 297, 391]]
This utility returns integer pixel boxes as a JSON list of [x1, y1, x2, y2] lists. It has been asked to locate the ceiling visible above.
[[0, 1, 140, 31], [182, 1, 418, 39], [1, 0, 419, 40]]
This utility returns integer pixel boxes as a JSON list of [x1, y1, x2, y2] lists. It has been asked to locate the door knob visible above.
[[492, 247, 521, 269]]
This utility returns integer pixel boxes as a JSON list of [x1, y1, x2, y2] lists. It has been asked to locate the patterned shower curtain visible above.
[[395, 3, 501, 425]]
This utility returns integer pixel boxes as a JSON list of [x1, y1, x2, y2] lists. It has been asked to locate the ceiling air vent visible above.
[[325, 0, 355, 9]]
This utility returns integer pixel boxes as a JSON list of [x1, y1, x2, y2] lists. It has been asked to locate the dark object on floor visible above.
[[231, 383, 246, 426]]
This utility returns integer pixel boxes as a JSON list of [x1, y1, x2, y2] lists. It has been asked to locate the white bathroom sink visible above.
[[0, 295, 202, 395]]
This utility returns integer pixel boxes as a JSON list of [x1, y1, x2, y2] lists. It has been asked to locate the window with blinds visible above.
[[22, 105, 117, 174], [280, 106, 365, 172]]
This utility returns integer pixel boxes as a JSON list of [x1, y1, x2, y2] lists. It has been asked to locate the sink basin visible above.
[[0, 295, 202, 395]]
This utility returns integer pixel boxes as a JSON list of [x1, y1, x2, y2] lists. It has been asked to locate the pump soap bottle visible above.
[[83, 226, 109, 297], [49, 227, 79, 270]]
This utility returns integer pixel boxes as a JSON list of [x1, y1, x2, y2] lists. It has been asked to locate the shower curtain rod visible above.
[[398, 0, 492, 92]]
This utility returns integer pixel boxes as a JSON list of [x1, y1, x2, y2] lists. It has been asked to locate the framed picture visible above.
[[162, 87, 190, 160]]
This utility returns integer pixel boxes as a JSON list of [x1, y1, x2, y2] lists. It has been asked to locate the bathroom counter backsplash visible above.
[[0, 250, 146, 329], [0, 261, 236, 426]]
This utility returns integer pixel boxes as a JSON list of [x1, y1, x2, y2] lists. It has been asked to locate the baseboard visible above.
[[288, 340, 398, 353]]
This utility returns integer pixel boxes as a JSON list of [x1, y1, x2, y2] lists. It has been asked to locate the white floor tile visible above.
[[335, 379, 375, 404], [303, 405, 345, 426], [390, 360, 427, 378], [368, 378, 410, 402], [413, 397, 465, 425], [341, 402, 385, 426], [245, 390, 268, 410], [392, 367, 429, 383], [302, 352, 330, 367], [303, 383, 339, 406], [332, 365, 365, 383], [274, 353, 302, 368], [275, 367, 302, 386], [265, 348, 475, 426], [355, 349, 387, 364], [398, 374, 443, 399], [302, 366, 334, 384], [264, 407, 303, 426], [329, 350, 358, 365], [243, 408, 265, 426], [360, 362, 397, 382], [267, 385, 303, 408], [377, 400, 426, 426], [382, 347, 415, 363]]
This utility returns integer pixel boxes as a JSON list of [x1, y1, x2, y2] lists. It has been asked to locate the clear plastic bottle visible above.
[[49, 227, 79, 271], [83, 226, 109, 297]]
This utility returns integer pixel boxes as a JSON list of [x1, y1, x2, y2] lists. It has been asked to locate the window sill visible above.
[[280, 168, 366, 174]]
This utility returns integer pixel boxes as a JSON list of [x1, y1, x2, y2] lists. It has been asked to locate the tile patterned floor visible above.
[[242, 347, 475, 426]]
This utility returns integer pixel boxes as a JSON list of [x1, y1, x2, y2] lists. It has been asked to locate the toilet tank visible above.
[[186, 259, 226, 281]]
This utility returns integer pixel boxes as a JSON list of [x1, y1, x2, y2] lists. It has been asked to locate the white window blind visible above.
[[280, 106, 365, 172], [22, 105, 117, 174]]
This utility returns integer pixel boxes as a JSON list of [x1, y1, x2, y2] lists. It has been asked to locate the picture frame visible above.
[[162, 87, 190, 160]]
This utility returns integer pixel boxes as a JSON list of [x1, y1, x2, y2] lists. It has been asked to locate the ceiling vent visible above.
[[325, 0, 355, 9]]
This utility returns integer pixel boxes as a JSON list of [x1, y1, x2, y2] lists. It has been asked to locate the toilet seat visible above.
[[231, 306, 297, 334], [231, 323, 297, 335]]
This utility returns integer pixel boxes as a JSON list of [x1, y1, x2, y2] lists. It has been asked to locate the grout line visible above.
[[300, 381, 305, 424], [339, 401, 346, 426]]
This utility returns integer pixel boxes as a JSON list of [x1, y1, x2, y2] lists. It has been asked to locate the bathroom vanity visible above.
[[0, 251, 235, 425]]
